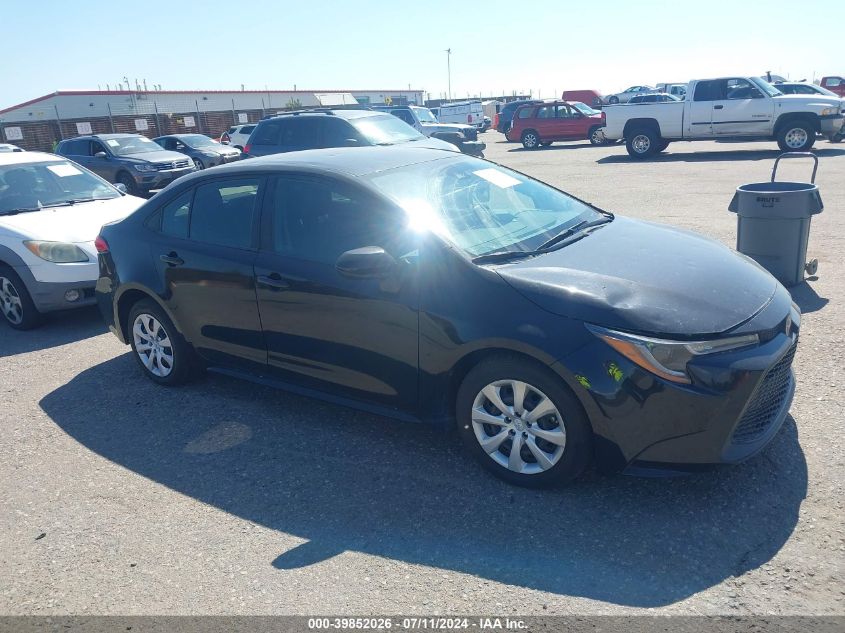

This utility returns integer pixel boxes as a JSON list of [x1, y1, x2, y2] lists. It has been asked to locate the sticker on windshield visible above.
[[47, 164, 83, 177], [473, 168, 522, 189], [106, 139, 120, 147]]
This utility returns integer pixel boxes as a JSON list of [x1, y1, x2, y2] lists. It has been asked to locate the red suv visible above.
[[820, 76, 845, 97], [506, 101, 607, 149]]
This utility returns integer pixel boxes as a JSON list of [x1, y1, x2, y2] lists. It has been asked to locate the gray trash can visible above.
[[728, 152, 823, 287]]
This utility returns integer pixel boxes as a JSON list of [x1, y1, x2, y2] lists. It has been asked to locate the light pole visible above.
[[445, 48, 452, 102]]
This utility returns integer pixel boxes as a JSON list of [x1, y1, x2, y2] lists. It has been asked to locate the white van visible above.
[[432, 101, 485, 129]]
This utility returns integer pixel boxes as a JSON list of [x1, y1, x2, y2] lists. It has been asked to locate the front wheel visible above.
[[193, 158, 205, 170], [521, 130, 540, 150], [777, 122, 816, 152], [128, 299, 198, 385], [625, 128, 660, 159], [456, 356, 592, 487], [0, 266, 42, 330], [608, 96, 619, 105], [829, 133, 843, 143], [117, 172, 139, 196]]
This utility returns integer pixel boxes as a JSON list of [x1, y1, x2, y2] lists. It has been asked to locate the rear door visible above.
[[687, 80, 720, 137], [146, 176, 266, 367], [253, 174, 420, 411], [711, 78, 773, 135]]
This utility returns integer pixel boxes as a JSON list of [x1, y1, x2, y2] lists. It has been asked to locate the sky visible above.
[[2, 0, 843, 108]]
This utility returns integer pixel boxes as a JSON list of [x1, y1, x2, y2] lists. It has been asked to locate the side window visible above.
[[91, 141, 108, 156], [516, 107, 533, 119], [726, 78, 757, 100], [279, 118, 321, 149], [251, 121, 283, 145], [694, 80, 723, 102], [556, 105, 574, 118], [536, 106, 555, 119], [825, 78, 841, 87], [189, 178, 260, 249], [391, 109, 416, 126], [321, 119, 365, 148], [159, 190, 192, 239], [268, 176, 405, 265]]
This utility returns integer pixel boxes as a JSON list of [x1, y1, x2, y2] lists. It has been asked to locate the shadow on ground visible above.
[[597, 147, 845, 164], [0, 306, 105, 357], [789, 280, 829, 314], [41, 354, 807, 607]]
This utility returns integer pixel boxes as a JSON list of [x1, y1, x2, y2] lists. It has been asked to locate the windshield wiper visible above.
[[472, 250, 537, 265], [0, 207, 41, 216], [535, 216, 613, 251]]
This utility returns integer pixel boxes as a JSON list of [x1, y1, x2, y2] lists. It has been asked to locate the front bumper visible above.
[[819, 114, 845, 135], [133, 166, 196, 191], [15, 264, 96, 312], [459, 140, 486, 156], [558, 313, 799, 474]]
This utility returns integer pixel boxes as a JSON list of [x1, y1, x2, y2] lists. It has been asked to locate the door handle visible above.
[[160, 253, 184, 266], [713, 105, 724, 110], [257, 274, 290, 290]]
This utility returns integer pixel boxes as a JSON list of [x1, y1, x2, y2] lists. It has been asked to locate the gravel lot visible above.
[[1, 134, 843, 616]]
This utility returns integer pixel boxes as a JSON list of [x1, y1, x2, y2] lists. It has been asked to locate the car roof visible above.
[[171, 146, 462, 182], [0, 151, 64, 166], [266, 109, 379, 121], [64, 133, 142, 141]]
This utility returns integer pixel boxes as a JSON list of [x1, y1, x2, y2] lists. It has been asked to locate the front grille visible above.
[[731, 344, 796, 444], [154, 159, 191, 171]]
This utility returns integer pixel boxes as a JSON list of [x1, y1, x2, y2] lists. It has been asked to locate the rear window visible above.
[[251, 121, 282, 145], [240, 125, 256, 134]]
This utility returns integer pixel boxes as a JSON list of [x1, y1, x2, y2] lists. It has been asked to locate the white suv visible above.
[[0, 152, 145, 329], [220, 124, 257, 150]]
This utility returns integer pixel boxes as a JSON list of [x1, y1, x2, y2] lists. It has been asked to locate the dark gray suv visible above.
[[56, 133, 196, 196], [243, 109, 456, 158]]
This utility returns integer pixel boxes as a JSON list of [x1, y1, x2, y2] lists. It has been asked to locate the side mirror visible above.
[[115, 183, 128, 194], [336, 247, 396, 279], [95, 152, 107, 158], [342, 138, 361, 147], [751, 89, 764, 99]]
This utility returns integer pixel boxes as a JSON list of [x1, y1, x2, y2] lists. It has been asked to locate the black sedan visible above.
[[153, 134, 241, 170], [94, 147, 799, 487]]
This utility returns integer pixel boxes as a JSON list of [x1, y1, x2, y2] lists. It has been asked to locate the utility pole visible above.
[[445, 48, 452, 102]]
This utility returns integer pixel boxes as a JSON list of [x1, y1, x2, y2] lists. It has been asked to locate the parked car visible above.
[[604, 86, 656, 105], [373, 105, 485, 156], [603, 76, 845, 158], [153, 134, 241, 170], [481, 116, 492, 132], [243, 108, 457, 158], [819, 76, 845, 97], [656, 83, 688, 99], [495, 99, 542, 134], [220, 124, 257, 150], [506, 101, 607, 148], [775, 82, 839, 97], [562, 90, 603, 109], [629, 93, 682, 104], [56, 134, 196, 196], [433, 100, 485, 129], [0, 144, 23, 153], [95, 146, 800, 487], [0, 151, 144, 329]]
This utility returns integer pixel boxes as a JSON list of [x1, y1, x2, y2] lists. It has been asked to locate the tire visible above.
[[625, 127, 660, 159], [0, 265, 42, 330], [193, 158, 205, 170], [655, 139, 670, 152], [521, 130, 540, 150], [117, 172, 139, 196], [234, 145, 244, 151], [127, 299, 197, 386], [829, 133, 843, 143], [777, 120, 816, 152], [608, 96, 619, 105], [456, 356, 592, 488], [588, 126, 606, 146]]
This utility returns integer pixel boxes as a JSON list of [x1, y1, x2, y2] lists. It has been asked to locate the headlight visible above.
[[587, 324, 759, 384], [24, 241, 89, 263], [133, 164, 157, 172], [789, 302, 801, 333], [201, 151, 218, 158], [820, 107, 838, 116]]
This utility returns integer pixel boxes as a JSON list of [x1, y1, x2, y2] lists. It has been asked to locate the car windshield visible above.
[[351, 114, 425, 145], [411, 107, 438, 123], [0, 160, 119, 214], [366, 155, 604, 258], [751, 77, 782, 97], [180, 134, 218, 148], [106, 136, 164, 155], [570, 102, 600, 115]]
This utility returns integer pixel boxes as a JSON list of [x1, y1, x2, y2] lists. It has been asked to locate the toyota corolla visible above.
[[95, 147, 799, 487]]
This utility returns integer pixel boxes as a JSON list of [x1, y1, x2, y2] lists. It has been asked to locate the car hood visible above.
[[421, 122, 475, 134], [0, 195, 145, 243], [773, 94, 843, 108], [494, 217, 778, 337], [121, 150, 191, 163]]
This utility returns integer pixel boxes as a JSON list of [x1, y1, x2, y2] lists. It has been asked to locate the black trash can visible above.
[[728, 152, 823, 287]]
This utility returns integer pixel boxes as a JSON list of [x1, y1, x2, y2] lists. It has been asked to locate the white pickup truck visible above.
[[603, 76, 845, 159]]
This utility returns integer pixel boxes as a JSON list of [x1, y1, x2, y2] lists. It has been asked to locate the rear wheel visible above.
[[0, 266, 42, 330], [456, 356, 592, 487], [521, 130, 540, 150], [777, 121, 816, 152], [128, 299, 197, 385], [608, 96, 619, 104], [588, 126, 607, 146], [625, 127, 660, 159], [829, 133, 843, 143]]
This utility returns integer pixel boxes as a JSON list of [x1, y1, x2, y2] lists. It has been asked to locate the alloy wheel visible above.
[[632, 134, 651, 154], [0, 276, 23, 325], [591, 128, 607, 145], [471, 379, 566, 475], [523, 133, 538, 149], [133, 313, 175, 377], [784, 127, 809, 149]]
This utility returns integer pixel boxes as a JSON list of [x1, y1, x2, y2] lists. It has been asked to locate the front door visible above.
[[687, 80, 719, 137], [253, 174, 420, 412], [147, 176, 266, 367], [711, 78, 773, 136]]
